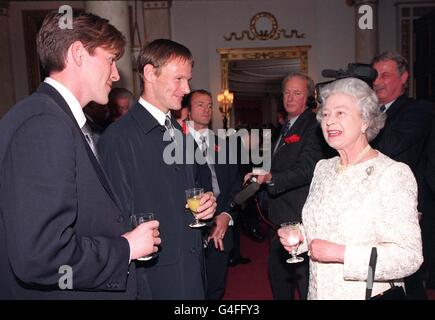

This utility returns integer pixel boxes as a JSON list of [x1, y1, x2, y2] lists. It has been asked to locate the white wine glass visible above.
[[185, 188, 206, 228], [280, 221, 304, 264], [130, 212, 157, 261]]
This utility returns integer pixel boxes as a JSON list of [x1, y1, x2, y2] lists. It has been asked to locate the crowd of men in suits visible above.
[[0, 10, 433, 300]]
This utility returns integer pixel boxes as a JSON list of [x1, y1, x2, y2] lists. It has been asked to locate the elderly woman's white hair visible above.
[[316, 77, 386, 142]]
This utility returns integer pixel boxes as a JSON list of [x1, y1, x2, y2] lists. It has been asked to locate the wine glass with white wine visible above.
[[280, 221, 304, 264], [185, 188, 206, 228]]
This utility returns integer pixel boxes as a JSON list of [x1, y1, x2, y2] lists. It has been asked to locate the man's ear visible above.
[[400, 70, 409, 86], [69, 41, 86, 66], [143, 64, 156, 83]]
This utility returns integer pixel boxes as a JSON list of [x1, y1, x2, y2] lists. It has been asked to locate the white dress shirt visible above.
[[186, 122, 233, 225], [44, 77, 86, 129], [138, 97, 171, 125]]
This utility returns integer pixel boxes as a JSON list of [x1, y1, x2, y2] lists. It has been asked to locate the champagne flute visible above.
[[280, 221, 304, 264], [185, 188, 206, 228], [130, 212, 157, 261]]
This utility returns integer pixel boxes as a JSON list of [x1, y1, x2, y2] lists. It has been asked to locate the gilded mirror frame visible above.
[[217, 45, 311, 91]]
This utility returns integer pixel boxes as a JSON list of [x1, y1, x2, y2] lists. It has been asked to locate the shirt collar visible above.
[[186, 121, 211, 145], [382, 99, 396, 112], [44, 77, 86, 128], [138, 96, 171, 126], [287, 114, 301, 127]]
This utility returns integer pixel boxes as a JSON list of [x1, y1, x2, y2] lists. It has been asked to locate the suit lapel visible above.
[[273, 108, 310, 157], [129, 102, 161, 135], [131, 103, 196, 189], [385, 95, 408, 122], [36, 83, 122, 209], [375, 95, 408, 143]]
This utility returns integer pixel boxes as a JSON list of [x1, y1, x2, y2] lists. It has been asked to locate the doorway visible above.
[[217, 46, 311, 129]]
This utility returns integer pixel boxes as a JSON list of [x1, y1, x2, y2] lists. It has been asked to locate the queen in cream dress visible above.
[[278, 78, 423, 300], [302, 152, 422, 299]]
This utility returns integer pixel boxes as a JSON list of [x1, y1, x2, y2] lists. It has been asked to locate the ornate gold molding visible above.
[[217, 46, 311, 90], [143, 1, 171, 9], [224, 12, 304, 41]]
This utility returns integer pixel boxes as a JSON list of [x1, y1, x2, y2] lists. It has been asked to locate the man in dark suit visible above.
[[0, 11, 160, 299], [98, 40, 216, 299], [244, 72, 330, 300], [371, 51, 434, 299], [184, 89, 242, 299]]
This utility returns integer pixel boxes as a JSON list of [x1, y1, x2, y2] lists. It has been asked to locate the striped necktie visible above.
[[81, 122, 99, 161], [164, 115, 176, 142], [273, 120, 292, 154], [200, 135, 220, 197], [200, 135, 207, 157]]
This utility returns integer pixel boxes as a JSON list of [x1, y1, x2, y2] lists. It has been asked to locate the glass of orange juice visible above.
[[185, 188, 206, 228]]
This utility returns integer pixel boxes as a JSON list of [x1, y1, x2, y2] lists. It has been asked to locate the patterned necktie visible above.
[[164, 115, 176, 142], [273, 120, 292, 155], [282, 119, 292, 137], [380, 105, 386, 113], [81, 122, 99, 161], [200, 135, 207, 157]]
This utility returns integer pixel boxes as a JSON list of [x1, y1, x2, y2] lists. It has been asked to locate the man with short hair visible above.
[[184, 89, 242, 299], [98, 39, 216, 299], [0, 11, 160, 299], [372, 51, 434, 299]]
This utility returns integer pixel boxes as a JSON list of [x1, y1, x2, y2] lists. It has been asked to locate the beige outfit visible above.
[[300, 152, 423, 300]]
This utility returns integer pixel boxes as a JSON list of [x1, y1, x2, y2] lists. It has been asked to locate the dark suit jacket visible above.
[[0, 83, 136, 299], [419, 109, 435, 223], [423, 117, 435, 195], [193, 134, 242, 251], [267, 108, 330, 226], [371, 95, 434, 209], [98, 102, 205, 299]]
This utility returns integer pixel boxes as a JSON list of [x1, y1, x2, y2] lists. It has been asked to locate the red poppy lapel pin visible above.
[[284, 134, 301, 144], [181, 121, 189, 135]]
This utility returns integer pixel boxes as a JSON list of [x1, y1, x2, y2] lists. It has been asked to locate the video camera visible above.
[[321, 63, 378, 85], [314, 63, 378, 105]]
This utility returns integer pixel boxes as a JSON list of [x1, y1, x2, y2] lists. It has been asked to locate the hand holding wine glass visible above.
[[130, 213, 159, 261], [123, 213, 160, 261], [185, 188, 206, 228], [279, 221, 304, 264]]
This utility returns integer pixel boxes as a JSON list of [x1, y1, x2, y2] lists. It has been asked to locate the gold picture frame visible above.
[[217, 45, 311, 91]]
